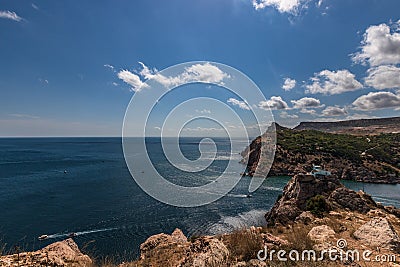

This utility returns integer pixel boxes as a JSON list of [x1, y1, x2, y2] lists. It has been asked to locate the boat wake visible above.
[[205, 209, 267, 235], [44, 227, 118, 240]]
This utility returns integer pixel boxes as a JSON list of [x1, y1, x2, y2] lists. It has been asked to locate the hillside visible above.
[[242, 124, 400, 184], [294, 116, 400, 135]]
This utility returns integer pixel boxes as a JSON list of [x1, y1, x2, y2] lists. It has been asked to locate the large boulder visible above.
[[265, 173, 378, 226], [328, 188, 375, 213], [0, 238, 92, 267], [353, 217, 400, 252], [265, 174, 340, 225], [137, 228, 229, 267], [308, 225, 335, 250]]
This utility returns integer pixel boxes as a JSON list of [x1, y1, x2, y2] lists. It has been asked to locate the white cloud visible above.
[[0, 10, 22, 21], [317, 0, 323, 7], [195, 109, 212, 114], [117, 62, 230, 92], [104, 64, 115, 71], [182, 63, 230, 84], [345, 113, 378, 120], [38, 78, 49, 84], [136, 62, 230, 89], [291, 97, 323, 109], [365, 65, 400, 90], [259, 96, 289, 110], [352, 91, 400, 110], [300, 108, 317, 115], [31, 3, 39, 10], [321, 106, 348, 117], [305, 69, 363, 95], [117, 70, 148, 92], [352, 22, 400, 66], [9, 113, 40, 119], [227, 98, 250, 110], [280, 111, 299, 119], [282, 77, 296, 91], [154, 126, 161, 131], [252, 0, 302, 14]]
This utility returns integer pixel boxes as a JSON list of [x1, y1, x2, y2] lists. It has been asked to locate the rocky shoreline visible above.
[[241, 123, 400, 184], [3, 173, 400, 266]]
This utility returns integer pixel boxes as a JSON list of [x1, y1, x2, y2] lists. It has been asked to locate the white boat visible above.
[[38, 234, 48, 240], [309, 165, 331, 177]]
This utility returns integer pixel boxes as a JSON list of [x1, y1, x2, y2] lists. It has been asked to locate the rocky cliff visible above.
[[242, 124, 400, 183]]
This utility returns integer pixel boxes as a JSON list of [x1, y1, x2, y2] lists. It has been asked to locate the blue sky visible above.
[[1, 0, 400, 137]]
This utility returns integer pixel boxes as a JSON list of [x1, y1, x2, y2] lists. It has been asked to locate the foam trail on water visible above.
[[46, 227, 118, 239], [205, 209, 267, 235]]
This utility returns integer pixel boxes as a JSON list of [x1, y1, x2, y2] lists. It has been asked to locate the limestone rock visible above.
[[329, 188, 375, 213], [137, 229, 229, 267], [265, 173, 378, 226], [353, 217, 400, 251], [246, 259, 267, 266], [308, 225, 335, 244], [260, 233, 288, 247], [0, 238, 92, 267], [295, 211, 315, 225], [187, 236, 229, 267]]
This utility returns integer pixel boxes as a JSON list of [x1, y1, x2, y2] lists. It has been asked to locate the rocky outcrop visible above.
[[242, 123, 400, 184], [265, 173, 379, 226], [135, 228, 229, 267], [328, 187, 376, 213], [353, 217, 400, 252], [0, 238, 92, 267]]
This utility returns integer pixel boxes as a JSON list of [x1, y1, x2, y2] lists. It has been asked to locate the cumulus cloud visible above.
[[117, 70, 148, 92], [138, 62, 230, 88], [365, 65, 400, 90], [305, 69, 363, 95], [352, 91, 400, 110], [252, 0, 302, 14], [345, 113, 378, 120], [352, 22, 400, 66], [280, 111, 299, 119], [282, 77, 296, 91], [300, 108, 317, 115], [321, 106, 348, 117], [259, 96, 289, 110], [291, 97, 323, 109], [227, 98, 250, 110], [0, 10, 22, 21], [117, 62, 230, 92]]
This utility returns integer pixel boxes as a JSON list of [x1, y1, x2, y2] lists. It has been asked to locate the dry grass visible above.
[[224, 228, 264, 262]]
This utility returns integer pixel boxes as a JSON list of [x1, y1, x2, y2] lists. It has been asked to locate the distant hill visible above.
[[294, 116, 400, 135]]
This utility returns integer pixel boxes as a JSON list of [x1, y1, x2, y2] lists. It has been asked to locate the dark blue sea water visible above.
[[0, 137, 399, 262]]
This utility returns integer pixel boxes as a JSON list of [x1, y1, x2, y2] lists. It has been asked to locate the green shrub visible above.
[[306, 195, 329, 217]]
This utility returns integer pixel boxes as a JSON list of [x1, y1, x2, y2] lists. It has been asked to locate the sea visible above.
[[0, 137, 399, 262]]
